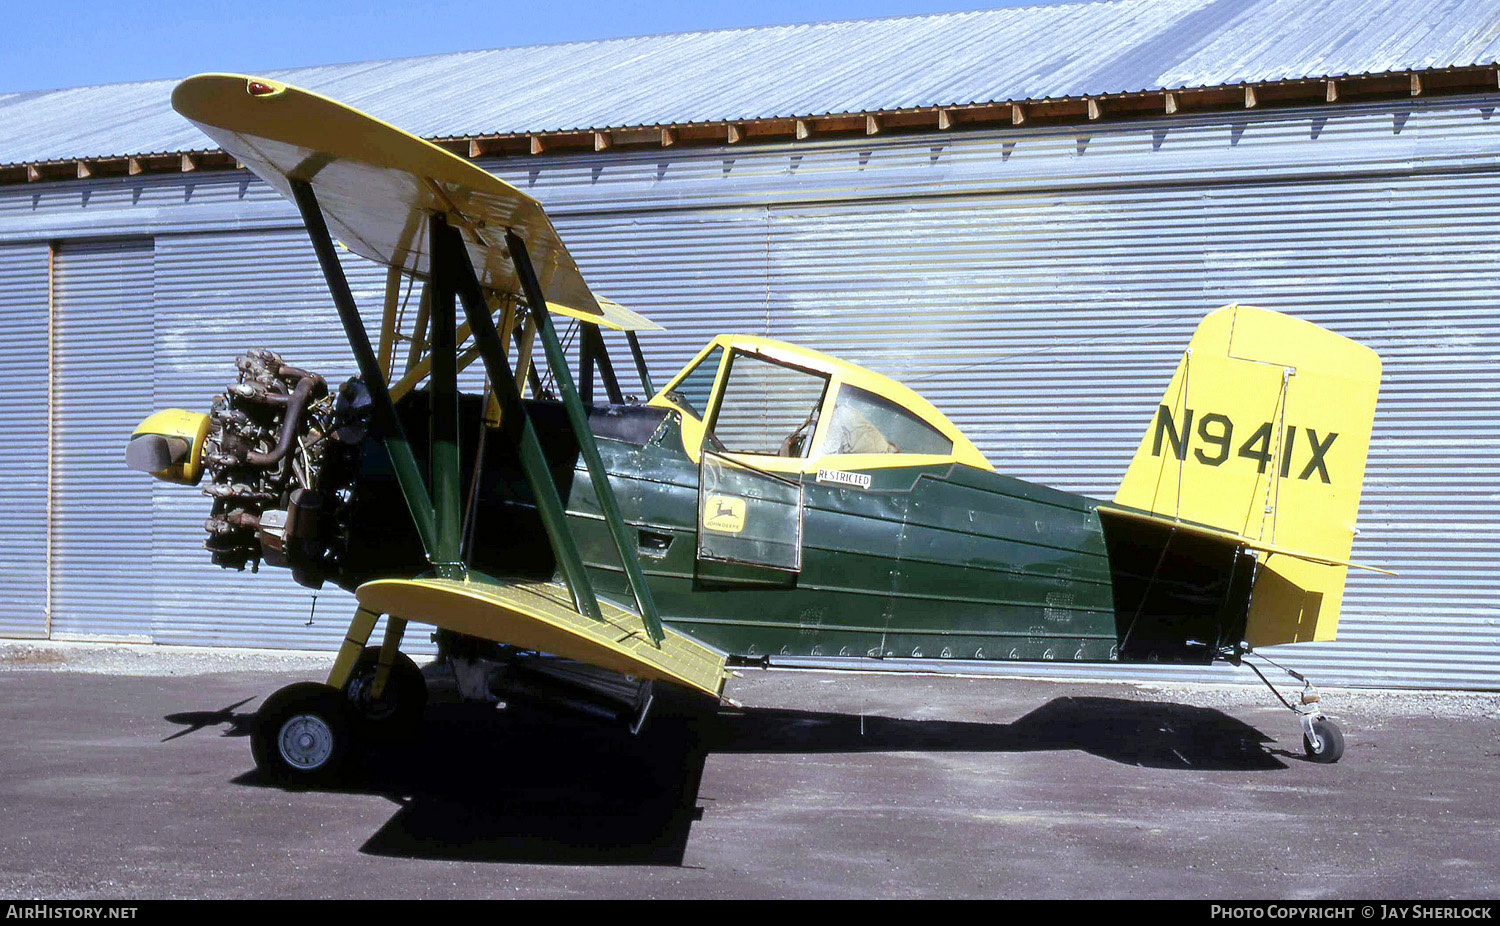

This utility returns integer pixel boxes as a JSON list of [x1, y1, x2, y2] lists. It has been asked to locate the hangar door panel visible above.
[[0, 245, 51, 638], [546, 206, 776, 395], [49, 239, 156, 641]]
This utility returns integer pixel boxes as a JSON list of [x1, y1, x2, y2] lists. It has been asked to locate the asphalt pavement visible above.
[[1, 642, 1497, 899]]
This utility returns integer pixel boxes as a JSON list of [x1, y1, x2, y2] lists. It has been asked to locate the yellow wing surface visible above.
[[1114, 305, 1383, 646], [358, 578, 728, 697], [547, 298, 663, 332], [171, 73, 603, 318]]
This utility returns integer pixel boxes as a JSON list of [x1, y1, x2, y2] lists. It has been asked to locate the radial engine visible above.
[[126, 349, 369, 589]]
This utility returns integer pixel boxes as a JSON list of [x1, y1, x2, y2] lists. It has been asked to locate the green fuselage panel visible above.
[[559, 415, 1120, 664]]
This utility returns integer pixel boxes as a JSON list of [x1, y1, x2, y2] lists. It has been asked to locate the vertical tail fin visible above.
[[1113, 305, 1382, 645]]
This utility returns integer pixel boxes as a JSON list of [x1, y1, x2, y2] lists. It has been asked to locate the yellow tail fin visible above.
[[1114, 305, 1382, 646]]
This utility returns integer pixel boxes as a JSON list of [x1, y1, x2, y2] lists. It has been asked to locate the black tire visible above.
[[250, 682, 353, 787], [341, 646, 427, 739], [1303, 718, 1345, 764]]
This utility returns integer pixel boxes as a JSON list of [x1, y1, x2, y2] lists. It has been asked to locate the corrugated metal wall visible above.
[[49, 238, 155, 640], [752, 175, 1500, 689], [0, 244, 49, 638], [536, 97, 1500, 690], [0, 95, 1496, 687]]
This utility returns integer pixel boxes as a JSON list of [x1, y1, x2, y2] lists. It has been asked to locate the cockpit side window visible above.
[[815, 384, 954, 457], [662, 346, 723, 419], [708, 351, 830, 457]]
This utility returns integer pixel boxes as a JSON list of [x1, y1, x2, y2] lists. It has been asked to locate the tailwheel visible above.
[[1302, 717, 1345, 764], [341, 646, 427, 739], [251, 682, 354, 787], [1241, 649, 1346, 765]]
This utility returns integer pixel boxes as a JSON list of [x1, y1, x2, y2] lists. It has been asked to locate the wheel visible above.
[[250, 682, 353, 786], [341, 646, 427, 739], [1303, 718, 1345, 764]]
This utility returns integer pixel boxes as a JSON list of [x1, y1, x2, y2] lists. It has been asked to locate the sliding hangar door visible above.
[[3, 95, 1496, 687]]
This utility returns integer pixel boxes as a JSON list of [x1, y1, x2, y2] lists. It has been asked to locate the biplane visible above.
[[127, 74, 1385, 782]]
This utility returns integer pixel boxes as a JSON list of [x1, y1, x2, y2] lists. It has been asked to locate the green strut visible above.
[[505, 230, 667, 646], [436, 219, 602, 621], [426, 217, 464, 576], [290, 179, 439, 562]]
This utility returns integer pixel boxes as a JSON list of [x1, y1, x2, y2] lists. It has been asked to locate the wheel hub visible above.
[[347, 672, 397, 720], [278, 713, 335, 769]]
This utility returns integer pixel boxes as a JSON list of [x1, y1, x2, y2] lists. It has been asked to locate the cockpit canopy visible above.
[[648, 335, 990, 472]]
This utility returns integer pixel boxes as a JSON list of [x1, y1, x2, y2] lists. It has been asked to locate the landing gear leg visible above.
[[329, 610, 426, 738], [249, 605, 381, 784], [326, 606, 381, 691], [1243, 649, 1345, 764], [249, 608, 433, 783]]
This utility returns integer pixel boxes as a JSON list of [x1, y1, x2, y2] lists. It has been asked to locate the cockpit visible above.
[[649, 335, 991, 473]]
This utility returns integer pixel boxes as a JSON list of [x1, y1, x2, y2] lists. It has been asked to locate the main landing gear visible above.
[[342, 645, 427, 739], [251, 652, 429, 785], [250, 610, 428, 786], [1239, 647, 1345, 764]]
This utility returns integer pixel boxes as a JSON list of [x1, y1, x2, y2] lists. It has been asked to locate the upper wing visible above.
[[172, 73, 603, 318]]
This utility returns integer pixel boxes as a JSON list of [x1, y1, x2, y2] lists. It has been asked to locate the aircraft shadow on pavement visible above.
[[708, 696, 1284, 772], [161, 697, 257, 742], [172, 691, 1283, 866]]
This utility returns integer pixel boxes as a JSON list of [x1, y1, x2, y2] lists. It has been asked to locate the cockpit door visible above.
[[696, 452, 803, 582], [689, 348, 829, 584]]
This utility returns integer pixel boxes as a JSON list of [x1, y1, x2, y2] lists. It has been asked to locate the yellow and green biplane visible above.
[[127, 75, 1386, 783]]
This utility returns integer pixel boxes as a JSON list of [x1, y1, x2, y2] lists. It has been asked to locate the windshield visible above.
[[662, 346, 723, 419]]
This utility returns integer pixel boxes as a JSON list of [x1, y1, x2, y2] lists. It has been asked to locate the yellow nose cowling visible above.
[[126, 409, 211, 486]]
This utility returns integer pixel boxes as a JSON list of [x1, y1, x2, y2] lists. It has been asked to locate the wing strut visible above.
[[430, 215, 604, 620], [426, 213, 464, 574], [289, 179, 440, 562], [291, 181, 664, 644], [504, 228, 668, 646], [626, 331, 656, 397], [580, 324, 624, 405]]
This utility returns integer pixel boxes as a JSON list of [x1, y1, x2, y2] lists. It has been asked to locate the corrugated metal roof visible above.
[[2, 0, 1499, 166]]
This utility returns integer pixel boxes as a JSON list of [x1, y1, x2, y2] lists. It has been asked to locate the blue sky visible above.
[[2, 0, 1047, 94]]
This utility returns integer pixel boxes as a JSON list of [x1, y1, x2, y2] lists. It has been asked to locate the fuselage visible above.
[[560, 411, 1119, 663], [324, 328, 1257, 669], [339, 393, 1194, 667]]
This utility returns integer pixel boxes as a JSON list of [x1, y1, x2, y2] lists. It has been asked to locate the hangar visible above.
[[1, 0, 1497, 688]]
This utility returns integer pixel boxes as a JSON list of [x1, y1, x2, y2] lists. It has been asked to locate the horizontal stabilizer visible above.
[[1097, 505, 1395, 575]]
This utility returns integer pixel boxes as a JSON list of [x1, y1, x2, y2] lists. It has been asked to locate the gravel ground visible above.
[[5, 639, 1497, 718], [0, 641, 333, 677]]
